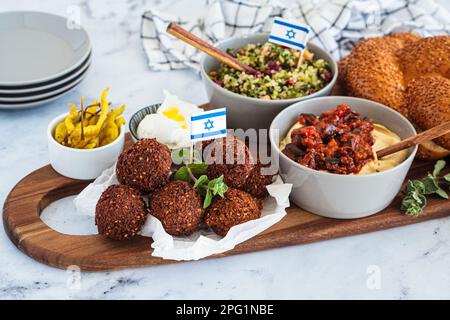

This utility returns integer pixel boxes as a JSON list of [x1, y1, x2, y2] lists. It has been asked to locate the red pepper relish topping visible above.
[[282, 104, 375, 174]]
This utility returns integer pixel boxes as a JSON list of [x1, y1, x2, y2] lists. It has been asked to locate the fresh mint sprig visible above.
[[174, 163, 228, 208], [401, 160, 450, 216], [193, 174, 228, 208], [174, 163, 208, 183]]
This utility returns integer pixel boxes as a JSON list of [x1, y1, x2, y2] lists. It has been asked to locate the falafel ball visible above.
[[204, 188, 261, 236], [204, 135, 254, 189], [116, 138, 172, 193], [242, 162, 275, 199], [149, 180, 204, 236], [95, 184, 148, 241]]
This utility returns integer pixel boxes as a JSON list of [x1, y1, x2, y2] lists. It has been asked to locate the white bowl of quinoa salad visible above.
[[200, 33, 337, 131]]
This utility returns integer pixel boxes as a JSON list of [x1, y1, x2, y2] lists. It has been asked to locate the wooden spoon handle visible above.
[[376, 121, 450, 158], [166, 23, 257, 75]]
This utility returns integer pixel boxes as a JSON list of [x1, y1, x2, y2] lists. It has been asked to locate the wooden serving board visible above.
[[3, 133, 450, 271]]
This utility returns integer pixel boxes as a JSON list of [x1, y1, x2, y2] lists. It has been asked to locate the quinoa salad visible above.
[[209, 42, 332, 100]]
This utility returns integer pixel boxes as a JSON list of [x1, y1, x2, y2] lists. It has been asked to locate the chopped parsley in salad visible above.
[[209, 42, 332, 100]]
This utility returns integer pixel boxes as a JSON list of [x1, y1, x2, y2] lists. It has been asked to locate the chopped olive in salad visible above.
[[209, 42, 332, 100]]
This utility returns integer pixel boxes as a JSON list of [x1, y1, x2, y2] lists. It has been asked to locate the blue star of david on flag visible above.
[[204, 119, 214, 130], [286, 29, 296, 39], [269, 18, 310, 51], [190, 108, 227, 142]]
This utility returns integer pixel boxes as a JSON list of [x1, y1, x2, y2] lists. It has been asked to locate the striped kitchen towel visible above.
[[141, 0, 450, 71]]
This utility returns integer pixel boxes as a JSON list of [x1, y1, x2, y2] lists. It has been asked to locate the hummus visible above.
[[280, 122, 409, 174]]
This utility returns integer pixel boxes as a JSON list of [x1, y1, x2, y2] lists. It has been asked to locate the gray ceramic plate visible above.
[[0, 83, 79, 110], [0, 65, 89, 103], [0, 53, 91, 94], [0, 69, 89, 110], [0, 11, 91, 86]]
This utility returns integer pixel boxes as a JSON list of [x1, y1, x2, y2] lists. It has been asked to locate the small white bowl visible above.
[[47, 113, 125, 180], [269, 96, 417, 219], [128, 103, 161, 143]]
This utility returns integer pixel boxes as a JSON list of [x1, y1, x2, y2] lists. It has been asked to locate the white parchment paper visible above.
[[74, 166, 292, 261]]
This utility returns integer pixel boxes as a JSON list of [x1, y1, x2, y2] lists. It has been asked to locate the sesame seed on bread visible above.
[[339, 33, 450, 159]]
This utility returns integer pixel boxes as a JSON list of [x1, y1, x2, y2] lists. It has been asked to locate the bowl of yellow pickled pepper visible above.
[[47, 88, 126, 179]]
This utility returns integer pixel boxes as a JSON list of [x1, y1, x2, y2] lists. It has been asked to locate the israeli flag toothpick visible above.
[[269, 18, 310, 51], [190, 108, 227, 142]]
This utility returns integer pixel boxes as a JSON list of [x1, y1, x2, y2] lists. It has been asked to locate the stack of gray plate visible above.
[[0, 11, 91, 109]]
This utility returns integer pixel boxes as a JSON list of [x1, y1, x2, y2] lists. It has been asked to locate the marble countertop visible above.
[[1, 0, 450, 300]]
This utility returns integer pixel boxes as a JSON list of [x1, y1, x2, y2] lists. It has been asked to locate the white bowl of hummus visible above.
[[269, 96, 417, 219]]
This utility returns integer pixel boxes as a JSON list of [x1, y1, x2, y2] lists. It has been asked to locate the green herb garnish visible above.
[[194, 174, 228, 208], [174, 163, 228, 208], [174, 163, 208, 183], [401, 160, 449, 216], [171, 148, 202, 165]]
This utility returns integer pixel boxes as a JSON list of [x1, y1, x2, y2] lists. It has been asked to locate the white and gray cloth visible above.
[[141, 0, 450, 72]]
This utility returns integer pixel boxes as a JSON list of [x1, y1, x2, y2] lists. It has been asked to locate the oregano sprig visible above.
[[401, 160, 450, 216]]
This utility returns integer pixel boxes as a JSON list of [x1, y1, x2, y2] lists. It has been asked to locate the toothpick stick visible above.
[[186, 143, 197, 183], [189, 142, 194, 164], [297, 49, 305, 69], [80, 96, 85, 141]]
